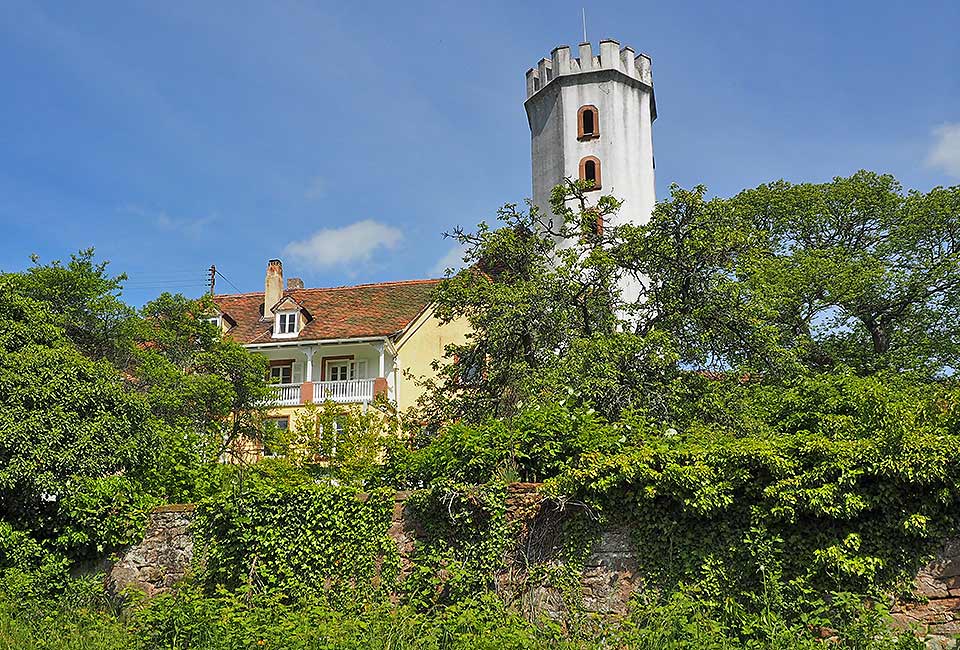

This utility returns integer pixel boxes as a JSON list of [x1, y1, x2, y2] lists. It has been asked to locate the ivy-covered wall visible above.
[[108, 484, 960, 639]]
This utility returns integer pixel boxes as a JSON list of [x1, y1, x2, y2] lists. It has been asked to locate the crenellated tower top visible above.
[[525, 39, 655, 117]]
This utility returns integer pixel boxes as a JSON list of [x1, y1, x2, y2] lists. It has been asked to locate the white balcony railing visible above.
[[270, 383, 302, 406], [268, 379, 377, 406], [314, 378, 376, 404]]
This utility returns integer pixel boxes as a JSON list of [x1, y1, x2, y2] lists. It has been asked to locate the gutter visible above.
[[243, 336, 392, 350]]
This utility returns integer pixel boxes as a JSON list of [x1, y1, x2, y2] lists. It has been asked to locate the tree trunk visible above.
[[864, 318, 890, 354]]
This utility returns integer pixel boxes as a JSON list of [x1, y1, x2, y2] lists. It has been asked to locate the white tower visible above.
[[525, 39, 657, 233]]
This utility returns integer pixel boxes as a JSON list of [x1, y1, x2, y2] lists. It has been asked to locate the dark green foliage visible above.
[[398, 403, 620, 485], [543, 371, 960, 627], [128, 292, 272, 494], [403, 483, 512, 606], [0, 572, 924, 649], [393, 172, 960, 643], [0, 274, 160, 583], [13, 249, 135, 365]]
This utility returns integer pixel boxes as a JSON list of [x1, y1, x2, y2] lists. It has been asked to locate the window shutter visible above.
[[351, 360, 368, 380]]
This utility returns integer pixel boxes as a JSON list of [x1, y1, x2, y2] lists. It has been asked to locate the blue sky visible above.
[[1, 1, 958, 305]]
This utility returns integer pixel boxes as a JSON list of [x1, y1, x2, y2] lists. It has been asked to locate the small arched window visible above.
[[578, 105, 599, 140], [579, 156, 601, 190]]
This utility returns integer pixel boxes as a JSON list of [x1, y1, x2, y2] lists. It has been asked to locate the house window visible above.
[[578, 105, 599, 140], [328, 361, 349, 382], [587, 208, 604, 237], [322, 419, 345, 459], [269, 362, 293, 384], [204, 315, 221, 328], [456, 351, 484, 386], [276, 311, 298, 335], [579, 156, 601, 190]]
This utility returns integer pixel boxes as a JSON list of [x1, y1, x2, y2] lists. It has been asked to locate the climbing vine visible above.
[[403, 482, 512, 606], [539, 371, 960, 633], [193, 467, 399, 606]]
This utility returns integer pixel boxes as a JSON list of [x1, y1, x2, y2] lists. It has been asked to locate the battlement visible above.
[[525, 39, 653, 99]]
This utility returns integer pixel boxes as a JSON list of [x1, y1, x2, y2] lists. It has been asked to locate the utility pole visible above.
[[207, 264, 216, 295]]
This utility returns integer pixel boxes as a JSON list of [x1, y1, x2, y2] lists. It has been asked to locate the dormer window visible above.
[[274, 311, 299, 338], [205, 305, 236, 332], [269, 295, 309, 339], [578, 105, 599, 140], [278, 312, 296, 333]]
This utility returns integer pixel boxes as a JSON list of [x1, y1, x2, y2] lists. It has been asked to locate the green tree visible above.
[[0, 251, 272, 597], [131, 292, 271, 476], [0, 275, 159, 577], [420, 180, 675, 424], [268, 399, 402, 487], [16, 249, 135, 365], [731, 172, 960, 375], [615, 171, 960, 376], [617, 184, 780, 370]]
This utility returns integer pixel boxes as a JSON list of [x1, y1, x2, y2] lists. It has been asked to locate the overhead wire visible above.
[[214, 268, 243, 294], [112, 265, 247, 296]]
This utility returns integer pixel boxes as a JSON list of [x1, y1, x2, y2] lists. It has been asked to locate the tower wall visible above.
[[525, 40, 656, 232]]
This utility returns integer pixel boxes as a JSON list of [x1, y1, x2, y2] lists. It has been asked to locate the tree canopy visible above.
[[417, 172, 960, 427], [0, 250, 270, 596]]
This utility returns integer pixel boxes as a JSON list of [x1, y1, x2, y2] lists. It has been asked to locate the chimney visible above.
[[264, 259, 283, 316], [287, 277, 304, 290]]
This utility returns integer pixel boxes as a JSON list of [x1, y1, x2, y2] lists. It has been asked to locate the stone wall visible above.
[[893, 537, 960, 647], [107, 487, 960, 643], [108, 504, 195, 597], [492, 483, 641, 618]]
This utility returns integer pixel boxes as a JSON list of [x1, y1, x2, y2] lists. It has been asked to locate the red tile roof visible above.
[[212, 279, 440, 345]]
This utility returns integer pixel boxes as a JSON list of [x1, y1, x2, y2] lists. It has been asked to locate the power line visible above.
[[122, 277, 207, 285], [122, 276, 207, 282], [114, 264, 246, 296], [122, 282, 208, 289], [214, 268, 243, 294], [123, 269, 207, 274]]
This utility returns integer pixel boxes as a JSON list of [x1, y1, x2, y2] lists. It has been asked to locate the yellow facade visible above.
[[394, 306, 471, 412]]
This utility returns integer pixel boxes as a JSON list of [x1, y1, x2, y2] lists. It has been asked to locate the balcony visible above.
[[314, 378, 375, 403], [270, 383, 303, 406], [268, 378, 380, 406]]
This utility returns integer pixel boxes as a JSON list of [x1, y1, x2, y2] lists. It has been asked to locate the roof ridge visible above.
[[213, 277, 441, 300]]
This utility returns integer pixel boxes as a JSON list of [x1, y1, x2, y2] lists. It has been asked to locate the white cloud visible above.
[[284, 220, 402, 270], [927, 123, 960, 179], [429, 243, 468, 277]]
